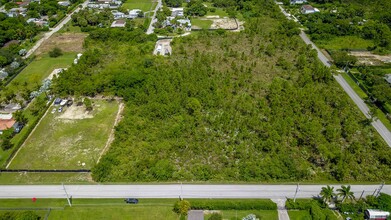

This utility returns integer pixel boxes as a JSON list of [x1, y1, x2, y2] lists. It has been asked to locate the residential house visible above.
[[171, 8, 184, 17], [177, 19, 191, 31], [0, 114, 15, 135], [58, 1, 70, 7], [0, 103, 21, 114], [128, 9, 142, 19], [0, 69, 8, 81], [111, 19, 126, 28], [301, 5, 319, 14], [290, 0, 306, 4], [7, 7, 27, 17], [112, 11, 125, 19], [26, 18, 48, 27]]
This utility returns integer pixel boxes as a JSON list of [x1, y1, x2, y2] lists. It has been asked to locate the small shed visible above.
[[187, 210, 204, 220], [60, 100, 68, 106]]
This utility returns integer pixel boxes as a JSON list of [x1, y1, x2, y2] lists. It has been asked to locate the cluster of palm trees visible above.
[[320, 185, 355, 204]]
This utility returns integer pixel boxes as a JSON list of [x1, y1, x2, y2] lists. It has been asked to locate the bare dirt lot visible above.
[[153, 39, 172, 56], [58, 104, 94, 120], [35, 32, 87, 56], [350, 51, 391, 66], [210, 18, 238, 29]]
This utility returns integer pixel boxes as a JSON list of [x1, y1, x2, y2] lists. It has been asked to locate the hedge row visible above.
[[285, 199, 326, 210], [189, 199, 277, 210]]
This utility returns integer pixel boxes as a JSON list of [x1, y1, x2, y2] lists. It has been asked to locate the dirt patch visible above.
[[209, 18, 238, 29], [350, 51, 391, 66], [57, 105, 94, 120], [35, 32, 87, 56]]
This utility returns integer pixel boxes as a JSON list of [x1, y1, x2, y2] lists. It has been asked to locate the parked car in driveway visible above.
[[51, 108, 56, 114], [124, 198, 138, 204], [58, 107, 63, 113]]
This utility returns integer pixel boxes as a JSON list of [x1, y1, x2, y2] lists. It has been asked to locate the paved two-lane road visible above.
[[146, 0, 162, 35], [0, 184, 388, 199]]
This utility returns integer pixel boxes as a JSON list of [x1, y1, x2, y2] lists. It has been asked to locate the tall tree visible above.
[[320, 185, 336, 203], [337, 185, 355, 203]]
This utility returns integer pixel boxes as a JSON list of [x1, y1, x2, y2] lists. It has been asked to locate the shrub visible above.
[[49, 47, 63, 58], [173, 200, 191, 216], [189, 199, 277, 210], [208, 213, 222, 220]]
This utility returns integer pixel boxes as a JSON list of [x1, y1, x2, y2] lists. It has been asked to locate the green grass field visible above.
[[0, 172, 92, 184], [8, 99, 119, 170], [122, 0, 153, 12], [8, 53, 76, 92], [191, 19, 213, 29], [0, 198, 179, 220], [288, 210, 311, 220], [316, 36, 374, 50], [0, 198, 280, 220]]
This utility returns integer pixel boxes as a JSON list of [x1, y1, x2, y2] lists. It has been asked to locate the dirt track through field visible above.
[[97, 102, 124, 163]]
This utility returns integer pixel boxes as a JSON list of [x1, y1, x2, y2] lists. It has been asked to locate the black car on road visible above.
[[124, 198, 139, 204]]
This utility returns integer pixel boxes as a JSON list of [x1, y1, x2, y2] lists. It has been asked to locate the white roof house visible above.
[[128, 9, 142, 19], [301, 5, 319, 14], [0, 113, 13, 120], [112, 11, 125, 19], [58, 1, 71, 7], [290, 0, 307, 4], [171, 8, 184, 17]]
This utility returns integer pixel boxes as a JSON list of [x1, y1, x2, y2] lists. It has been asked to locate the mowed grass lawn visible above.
[[0, 199, 179, 220], [8, 99, 119, 170], [316, 36, 374, 50], [191, 19, 213, 29], [289, 210, 311, 220], [122, 0, 153, 12], [8, 53, 76, 91]]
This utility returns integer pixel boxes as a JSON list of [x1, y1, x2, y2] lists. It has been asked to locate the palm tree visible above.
[[337, 185, 355, 203], [320, 185, 336, 204]]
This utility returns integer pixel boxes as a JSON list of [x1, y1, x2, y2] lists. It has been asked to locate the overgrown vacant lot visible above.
[[53, 0, 391, 183], [9, 99, 119, 169]]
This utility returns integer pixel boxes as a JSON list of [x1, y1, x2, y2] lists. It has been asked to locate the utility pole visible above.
[[359, 190, 365, 201], [293, 183, 300, 202], [62, 183, 72, 207], [376, 182, 385, 197]]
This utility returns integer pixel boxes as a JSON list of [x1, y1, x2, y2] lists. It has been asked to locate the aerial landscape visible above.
[[0, 0, 390, 219]]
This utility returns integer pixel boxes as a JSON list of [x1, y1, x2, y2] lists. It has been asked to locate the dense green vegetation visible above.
[[52, 0, 391, 182], [296, 0, 391, 53]]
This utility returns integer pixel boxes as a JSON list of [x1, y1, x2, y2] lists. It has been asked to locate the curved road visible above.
[[24, 0, 89, 59], [0, 184, 388, 199]]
